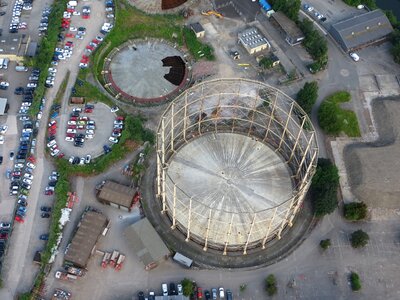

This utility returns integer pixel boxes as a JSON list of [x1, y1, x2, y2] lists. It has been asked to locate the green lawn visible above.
[[318, 91, 361, 137]]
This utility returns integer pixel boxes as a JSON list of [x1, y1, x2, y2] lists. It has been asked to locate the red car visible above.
[[86, 45, 94, 51], [0, 233, 8, 240], [70, 116, 78, 121], [45, 190, 54, 196], [28, 156, 36, 163], [15, 216, 24, 223], [84, 108, 93, 113], [66, 41, 74, 47], [80, 57, 89, 63], [67, 8, 74, 13], [58, 153, 65, 158], [82, 13, 90, 19], [92, 39, 99, 45], [116, 116, 124, 121], [66, 133, 75, 138], [197, 288, 203, 299], [65, 33, 75, 38], [68, 125, 77, 129]]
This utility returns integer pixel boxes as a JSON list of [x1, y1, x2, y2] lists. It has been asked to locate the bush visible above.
[[311, 158, 340, 217], [269, 0, 301, 22], [181, 278, 193, 297], [350, 272, 362, 291], [320, 239, 331, 250], [265, 274, 277, 296], [296, 81, 318, 114], [259, 57, 274, 69], [344, 202, 368, 221], [350, 229, 369, 248]]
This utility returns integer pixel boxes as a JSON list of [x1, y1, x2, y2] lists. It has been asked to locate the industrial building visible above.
[[64, 209, 109, 268], [238, 27, 270, 55], [330, 9, 393, 52], [96, 181, 137, 212], [124, 218, 170, 269], [270, 12, 304, 46], [190, 22, 205, 38]]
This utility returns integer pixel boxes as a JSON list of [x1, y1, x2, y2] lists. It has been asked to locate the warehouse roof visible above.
[[330, 10, 393, 51], [270, 12, 304, 40], [64, 210, 108, 268], [97, 181, 136, 208], [238, 27, 269, 50], [124, 218, 170, 267], [0, 98, 7, 115]]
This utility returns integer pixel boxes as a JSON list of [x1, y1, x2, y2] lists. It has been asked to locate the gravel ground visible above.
[[344, 97, 400, 208]]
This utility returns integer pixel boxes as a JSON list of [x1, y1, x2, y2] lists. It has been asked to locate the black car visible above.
[[41, 212, 50, 218], [0, 156, 2, 164], [70, 111, 79, 117], [73, 157, 80, 164], [14, 87, 24, 95], [103, 145, 111, 154], [74, 141, 84, 148], [48, 181, 57, 187], [40, 206, 51, 212], [9, 151, 14, 159], [204, 290, 211, 300], [169, 283, 177, 295], [21, 183, 30, 189], [137, 291, 145, 300]]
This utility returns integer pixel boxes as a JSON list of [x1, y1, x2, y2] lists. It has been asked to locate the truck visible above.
[[101, 252, 111, 268], [55, 271, 77, 281], [109, 250, 119, 268], [115, 254, 125, 271], [66, 266, 86, 277]]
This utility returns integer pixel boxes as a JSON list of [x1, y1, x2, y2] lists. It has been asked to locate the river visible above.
[[375, 0, 400, 19]]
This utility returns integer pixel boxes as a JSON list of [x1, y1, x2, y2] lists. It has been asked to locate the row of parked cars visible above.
[[38, 6, 52, 35], [303, 4, 327, 22], [109, 116, 124, 144], [9, 0, 33, 33]]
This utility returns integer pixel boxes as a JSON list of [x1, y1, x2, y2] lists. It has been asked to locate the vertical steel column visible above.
[[185, 197, 193, 242], [295, 132, 315, 178], [156, 151, 161, 197], [161, 168, 166, 213], [161, 117, 167, 213], [183, 93, 188, 142], [277, 197, 295, 239], [264, 92, 278, 142], [277, 102, 294, 150], [223, 215, 234, 255], [243, 214, 256, 255], [288, 116, 306, 163], [170, 103, 175, 152], [203, 209, 212, 251], [171, 184, 177, 229], [262, 207, 278, 249]]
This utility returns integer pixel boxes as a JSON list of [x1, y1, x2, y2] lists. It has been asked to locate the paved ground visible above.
[[55, 102, 116, 159]]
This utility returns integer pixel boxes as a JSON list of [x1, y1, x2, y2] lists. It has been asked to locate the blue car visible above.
[[39, 234, 49, 241], [18, 206, 27, 213]]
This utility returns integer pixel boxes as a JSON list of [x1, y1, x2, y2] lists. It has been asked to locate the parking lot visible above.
[[54, 102, 118, 159]]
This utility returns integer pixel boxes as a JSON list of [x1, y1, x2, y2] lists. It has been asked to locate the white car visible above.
[[48, 120, 56, 127], [0, 125, 8, 134], [48, 67, 57, 73], [96, 35, 104, 42], [69, 26, 77, 31], [85, 154, 91, 164], [0, 135, 4, 144], [67, 129, 76, 134], [111, 106, 119, 113], [307, 6, 314, 12], [67, 121, 76, 125], [47, 140, 57, 147], [37, 112, 42, 120], [65, 136, 74, 142], [219, 287, 225, 299], [27, 83, 37, 88], [85, 134, 94, 139], [109, 136, 118, 144], [73, 11, 80, 15], [72, 107, 82, 112], [350, 52, 360, 62], [79, 63, 88, 68], [51, 149, 60, 156], [86, 129, 94, 135], [79, 157, 85, 165], [24, 173, 33, 180], [0, 82, 9, 87], [23, 178, 32, 185], [26, 162, 36, 169], [68, 156, 74, 164]]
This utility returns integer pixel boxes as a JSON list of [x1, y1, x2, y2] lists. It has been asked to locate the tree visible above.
[[350, 272, 362, 291], [350, 229, 369, 248], [181, 278, 193, 297], [269, 0, 301, 22], [311, 158, 340, 217], [296, 81, 318, 114], [344, 202, 368, 221], [265, 274, 277, 296], [320, 239, 331, 250], [259, 57, 274, 69]]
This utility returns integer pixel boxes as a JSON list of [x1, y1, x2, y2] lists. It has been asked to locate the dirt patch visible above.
[[344, 97, 400, 208]]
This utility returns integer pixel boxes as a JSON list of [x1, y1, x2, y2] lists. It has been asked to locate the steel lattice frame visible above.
[[156, 78, 318, 254]]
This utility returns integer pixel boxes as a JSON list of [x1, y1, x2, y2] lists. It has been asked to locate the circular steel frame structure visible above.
[[156, 78, 318, 254]]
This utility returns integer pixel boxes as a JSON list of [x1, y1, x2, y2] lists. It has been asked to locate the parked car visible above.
[[40, 206, 51, 212], [39, 234, 49, 240]]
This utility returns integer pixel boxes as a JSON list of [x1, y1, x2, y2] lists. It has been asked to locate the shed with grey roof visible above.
[[330, 10, 393, 52]]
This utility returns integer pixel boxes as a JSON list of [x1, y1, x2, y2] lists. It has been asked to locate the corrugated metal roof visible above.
[[97, 181, 136, 208], [330, 10, 393, 51], [124, 218, 170, 266], [190, 22, 204, 33], [64, 210, 108, 268]]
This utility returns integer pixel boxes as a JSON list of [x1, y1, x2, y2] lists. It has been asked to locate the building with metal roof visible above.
[[64, 209, 109, 268], [124, 218, 170, 269], [96, 181, 137, 212], [330, 10, 393, 52], [190, 22, 205, 38], [238, 27, 270, 55], [270, 12, 304, 46]]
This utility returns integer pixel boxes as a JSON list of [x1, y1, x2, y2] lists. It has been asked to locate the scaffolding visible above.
[[156, 78, 318, 254]]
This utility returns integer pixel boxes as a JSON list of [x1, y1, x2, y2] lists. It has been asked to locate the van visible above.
[[173, 252, 193, 268], [162, 283, 168, 296], [15, 65, 28, 72], [3, 58, 9, 69], [0, 59, 4, 69]]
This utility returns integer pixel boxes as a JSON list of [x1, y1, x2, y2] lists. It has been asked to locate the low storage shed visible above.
[[97, 181, 137, 211]]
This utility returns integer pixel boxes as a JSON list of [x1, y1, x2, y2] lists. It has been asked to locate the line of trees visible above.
[[268, 0, 301, 22], [296, 81, 318, 114]]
